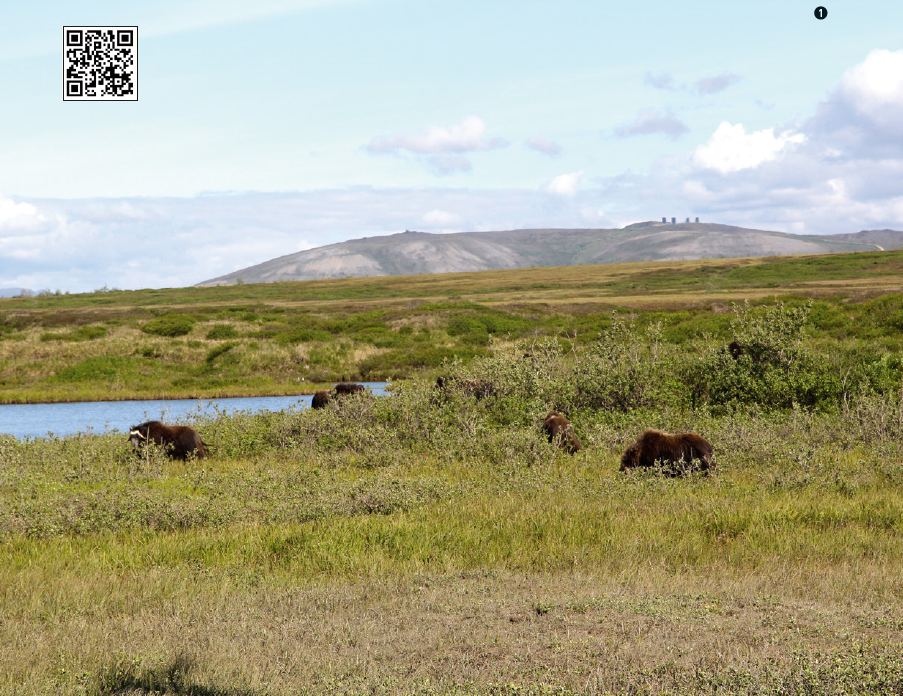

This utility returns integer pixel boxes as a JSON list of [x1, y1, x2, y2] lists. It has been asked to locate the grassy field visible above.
[[4, 251, 903, 694], [4, 249, 903, 404]]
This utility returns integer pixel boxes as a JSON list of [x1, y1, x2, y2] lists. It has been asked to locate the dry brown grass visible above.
[[5, 563, 903, 695]]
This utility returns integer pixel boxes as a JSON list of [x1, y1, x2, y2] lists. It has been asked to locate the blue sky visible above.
[[1, 0, 902, 291]]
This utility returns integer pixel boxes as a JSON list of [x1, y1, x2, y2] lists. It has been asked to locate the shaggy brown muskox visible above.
[[543, 412, 583, 454], [332, 382, 366, 396], [620, 429, 714, 475], [312, 383, 368, 409], [311, 390, 331, 409], [128, 421, 208, 460]]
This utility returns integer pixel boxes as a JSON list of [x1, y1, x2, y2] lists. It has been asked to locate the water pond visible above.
[[0, 383, 390, 440]]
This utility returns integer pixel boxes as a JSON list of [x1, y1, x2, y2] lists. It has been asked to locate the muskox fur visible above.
[[128, 421, 208, 460], [311, 383, 367, 409], [332, 382, 366, 396], [311, 390, 331, 409], [723, 340, 773, 364], [620, 429, 714, 475], [543, 412, 583, 454]]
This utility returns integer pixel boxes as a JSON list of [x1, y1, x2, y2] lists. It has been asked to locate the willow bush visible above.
[[685, 300, 841, 410]]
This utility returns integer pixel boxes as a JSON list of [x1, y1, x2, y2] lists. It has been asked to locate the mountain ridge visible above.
[[196, 223, 903, 287]]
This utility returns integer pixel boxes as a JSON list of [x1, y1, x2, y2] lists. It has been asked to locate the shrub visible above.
[[206, 324, 239, 340], [205, 342, 237, 364], [352, 326, 407, 349], [40, 326, 107, 342], [140, 314, 195, 338], [574, 316, 686, 412], [276, 328, 333, 344], [687, 301, 841, 410], [446, 316, 487, 337], [359, 346, 483, 379], [53, 356, 131, 382]]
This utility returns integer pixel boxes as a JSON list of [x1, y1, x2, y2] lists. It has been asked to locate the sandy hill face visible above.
[[195, 224, 903, 286]]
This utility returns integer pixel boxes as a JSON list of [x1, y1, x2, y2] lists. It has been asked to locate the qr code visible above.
[[63, 27, 138, 101]]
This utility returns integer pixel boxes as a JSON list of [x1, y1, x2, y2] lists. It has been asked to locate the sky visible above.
[[1, 0, 902, 292]]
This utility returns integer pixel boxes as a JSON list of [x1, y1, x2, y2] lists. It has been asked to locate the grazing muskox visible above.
[[333, 382, 366, 396], [543, 412, 583, 454], [128, 421, 208, 460], [620, 429, 714, 475], [311, 390, 331, 409], [311, 383, 368, 409]]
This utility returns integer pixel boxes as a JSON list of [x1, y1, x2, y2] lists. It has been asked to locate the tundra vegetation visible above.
[[4, 250, 903, 403], [3, 252, 903, 694]]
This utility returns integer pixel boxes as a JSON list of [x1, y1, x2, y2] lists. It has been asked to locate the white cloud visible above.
[[614, 108, 689, 140], [580, 207, 609, 225], [366, 116, 507, 155], [0, 197, 45, 228], [693, 122, 806, 173], [840, 49, 903, 116], [6, 52, 903, 292], [545, 171, 583, 196], [422, 209, 461, 227], [525, 136, 562, 157], [1, 189, 604, 291], [366, 116, 507, 176]]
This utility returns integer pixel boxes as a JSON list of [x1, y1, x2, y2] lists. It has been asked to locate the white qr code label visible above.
[[63, 26, 138, 101]]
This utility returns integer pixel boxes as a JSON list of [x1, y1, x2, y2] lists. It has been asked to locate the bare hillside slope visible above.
[[196, 223, 903, 286]]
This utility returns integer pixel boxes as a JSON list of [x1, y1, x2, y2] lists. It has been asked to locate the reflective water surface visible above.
[[0, 383, 390, 440]]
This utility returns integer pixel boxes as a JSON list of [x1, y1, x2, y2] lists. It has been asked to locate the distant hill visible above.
[[196, 223, 903, 287]]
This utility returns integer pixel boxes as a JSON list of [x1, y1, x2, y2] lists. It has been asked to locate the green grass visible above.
[[5, 250, 903, 403], [5, 254, 903, 693], [4, 393, 903, 694]]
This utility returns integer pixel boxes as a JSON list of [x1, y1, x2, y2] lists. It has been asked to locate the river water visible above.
[[0, 383, 390, 440]]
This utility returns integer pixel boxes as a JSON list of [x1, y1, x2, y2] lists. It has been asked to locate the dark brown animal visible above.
[[311, 390, 330, 409], [620, 429, 714, 475], [543, 412, 583, 454], [727, 341, 744, 360], [312, 383, 367, 409], [332, 382, 366, 396], [128, 421, 208, 460]]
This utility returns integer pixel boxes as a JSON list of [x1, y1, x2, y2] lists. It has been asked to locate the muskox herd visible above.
[[310, 382, 367, 409], [128, 378, 715, 475], [540, 411, 713, 474]]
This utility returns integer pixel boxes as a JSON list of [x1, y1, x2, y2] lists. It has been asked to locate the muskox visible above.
[[620, 429, 714, 475], [543, 412, 583, 454], [311, 390, 331, 409], [727, 340, 744, 360], [333, 382, 366, 396], [311, 383, 368, 409], [128, 421, 208, 460]]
